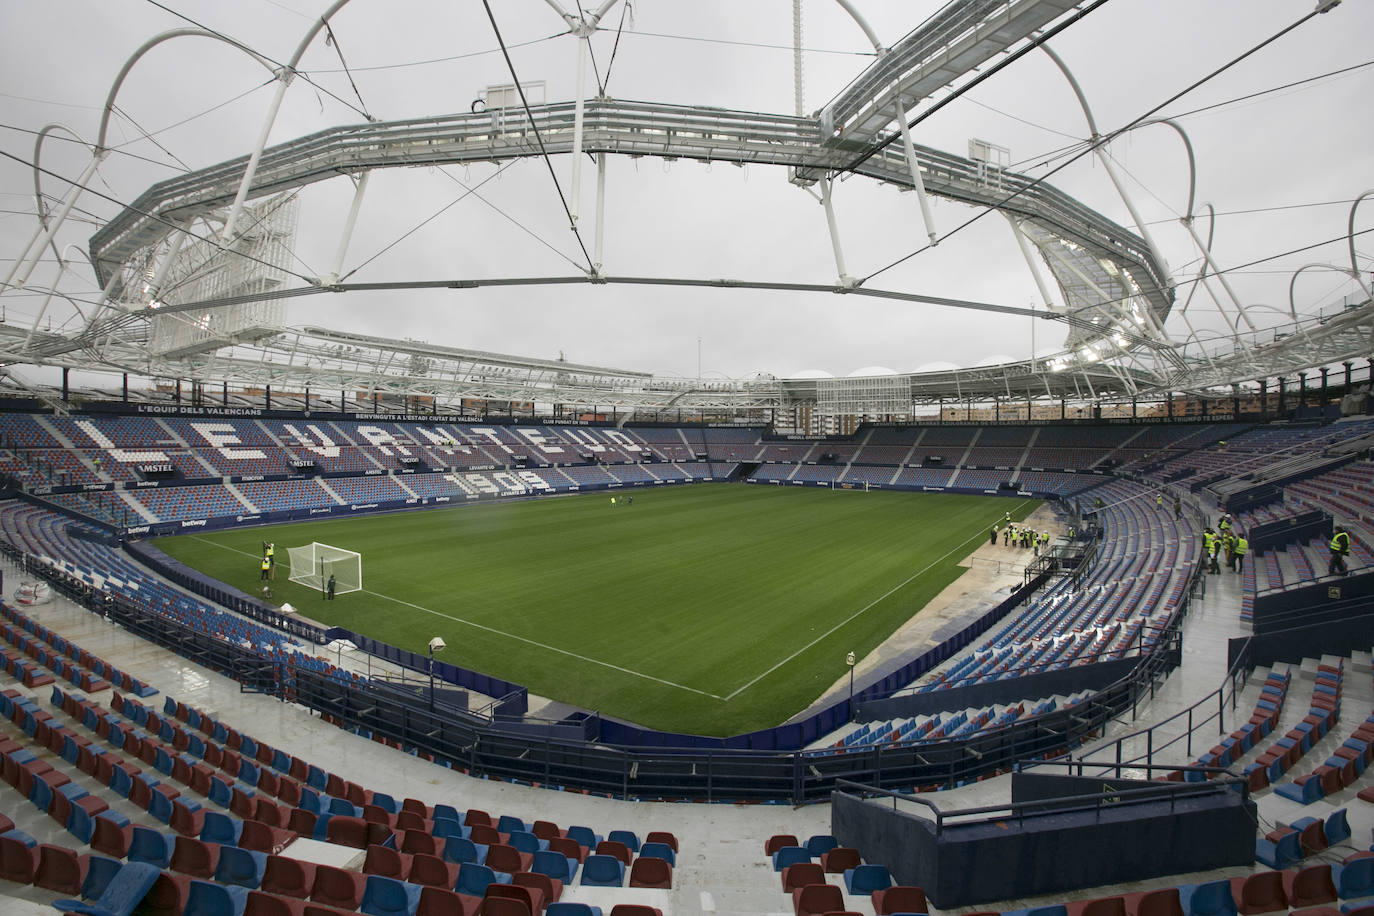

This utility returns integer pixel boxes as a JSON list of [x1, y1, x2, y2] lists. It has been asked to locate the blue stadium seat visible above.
[[579, 854, 624, 887]]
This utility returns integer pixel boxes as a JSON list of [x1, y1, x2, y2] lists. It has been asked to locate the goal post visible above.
[[287, 542, 362, 595]]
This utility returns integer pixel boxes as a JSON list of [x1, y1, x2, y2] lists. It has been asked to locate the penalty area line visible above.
[[184, 536, 724, 700], [721, 498, 1036, 702]]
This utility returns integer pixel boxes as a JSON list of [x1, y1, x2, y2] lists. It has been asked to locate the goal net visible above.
[[287, 542, 362, 595]]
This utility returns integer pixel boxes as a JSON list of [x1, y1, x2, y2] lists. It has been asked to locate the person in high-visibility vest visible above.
[[1234, 533, 1248, 574], [1202, 528, 1219, 575], [260, 557, 271, 581], [1330, 527, 1352, 576], [265, 542, 275, 580]]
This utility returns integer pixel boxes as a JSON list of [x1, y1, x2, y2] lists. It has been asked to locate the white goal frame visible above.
[[287, 542, 362, 596]]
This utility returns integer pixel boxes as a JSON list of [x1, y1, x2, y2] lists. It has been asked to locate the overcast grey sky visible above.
[[1, 0, 1371, 385]]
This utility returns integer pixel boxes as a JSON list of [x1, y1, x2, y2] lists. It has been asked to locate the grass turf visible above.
[[154, 483, 1038, 736]]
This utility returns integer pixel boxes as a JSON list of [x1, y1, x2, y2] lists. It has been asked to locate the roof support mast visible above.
[[1008, 216, 1060, 314], [831, 0, 939, 246], [1, 154, 103, 293], [222, 0, 355, 246], [1042, 45, 1175, 341], [545, 0, 620, 253], [326, 172, 370, 286], [820, 178, 855, 289]]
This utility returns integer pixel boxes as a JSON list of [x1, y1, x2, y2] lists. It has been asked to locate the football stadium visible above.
[[0, 1, 1372, 914]]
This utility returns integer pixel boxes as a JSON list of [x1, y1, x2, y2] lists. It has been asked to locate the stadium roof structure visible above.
[[1, 0, 1370, 415]]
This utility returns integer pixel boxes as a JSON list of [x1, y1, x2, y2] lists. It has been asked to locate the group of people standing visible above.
[[1201, 512, 1357, 580], [992, 521, 1049, 555], [1202, 514, 1248, 574]]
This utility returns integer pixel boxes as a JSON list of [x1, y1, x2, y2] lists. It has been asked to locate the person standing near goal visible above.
[[326, 574, 336, 600]]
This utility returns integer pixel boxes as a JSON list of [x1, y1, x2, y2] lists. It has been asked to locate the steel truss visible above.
[[1, 0, 1368, 417]]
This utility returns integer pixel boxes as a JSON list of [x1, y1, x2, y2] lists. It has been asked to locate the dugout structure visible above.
[[287, 542, 362, 595]]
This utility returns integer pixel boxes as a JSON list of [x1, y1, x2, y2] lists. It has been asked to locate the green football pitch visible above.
[[154, 484, 1038, 736]]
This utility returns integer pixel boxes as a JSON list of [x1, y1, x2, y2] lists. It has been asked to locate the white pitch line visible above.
[[184, 536, 724, 699], [721, 499, 1036, 702]]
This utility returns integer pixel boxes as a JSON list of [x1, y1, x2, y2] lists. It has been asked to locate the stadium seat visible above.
[[170, 835, 221, 879], [772, 846, 812, 872], [531, 848, 577, 884], [362, 844, 411, 881], [1073, 896, 1127, 916], [443, 837, 487, 867], [238, 820, 295, 857], [607, 830, 639, 853], [513, 871, 561, 906], [262, 855, 317, 899], [216, 845, 269, 889], [594, 840, 631, 866], [566, 826, 600, 850], [1326, 809, 1352, 846], [33, 843, 89, 896], [628, 856, 672, 889], [530, 821, 562, 842], [545, 905, 602, 916], [309, 864, 368, 910], [794, 882, 846, 916], [325, 815, 372, 849], [1287, 865, 1339, 910], [845, 863, 893, 895], [1232, 871, 1289, 915], [80, 855, 125, 903], [548, 837, 584, 863], [143, 870, 192, 915], [483, 899, 533, 916], [407, 853, 459, 889], [579, 854, 624, 887], [639, 842, 675, 867], [201, 811, 243, 847], [644, 831, 677, 853], [184, 878, 250, 916], [804, 834, 838, 857], [873, 885, 930, 915], [1130, 888, 1184, 916], [766, 834, 801, 856], [360, 874, 423, 916], [1336, 856, 1374, 902], [820, 847, 860, 873], [415, 885, 479, 916], [91, 814, 133, 859], [507, 831, 542, 855], [50, 860, 160, 916], [127, 826, 174, 868], [456, 863, 509, 898], [243, 890, 308, 916], [782, 863, 826, 894], [486, 881, 543, 916]]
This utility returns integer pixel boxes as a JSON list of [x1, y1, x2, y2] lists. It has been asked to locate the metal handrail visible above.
[[1073, 614, 1252, 773], [835, 766, 1248, 836]]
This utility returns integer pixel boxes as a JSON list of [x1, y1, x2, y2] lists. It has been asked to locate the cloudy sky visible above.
[[1, 0, 1371, 385]]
